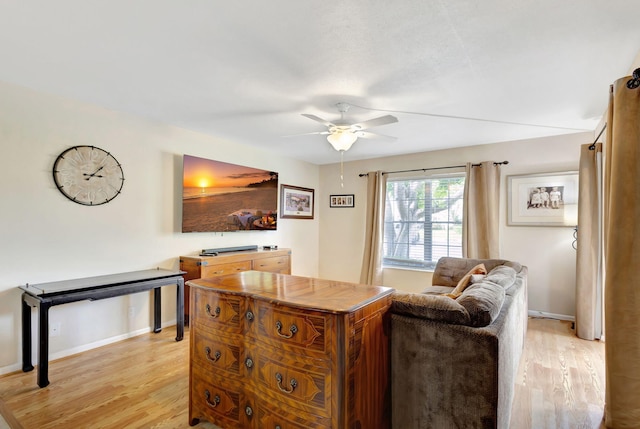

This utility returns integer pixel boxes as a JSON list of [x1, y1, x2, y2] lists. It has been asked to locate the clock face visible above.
[[53, 145, 125, 206]]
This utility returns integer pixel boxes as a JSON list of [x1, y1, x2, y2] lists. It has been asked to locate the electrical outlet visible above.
[[50, 322, 61, 337], [128, 306, 135, 318]]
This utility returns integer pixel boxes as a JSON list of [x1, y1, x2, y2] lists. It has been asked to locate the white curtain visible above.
[[575, 143, 603, 341], [360, 171, 387, 285], [462, 161, 501, 258]]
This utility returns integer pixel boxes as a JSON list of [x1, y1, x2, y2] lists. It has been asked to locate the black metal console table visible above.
[[20, 268, 185, 388]]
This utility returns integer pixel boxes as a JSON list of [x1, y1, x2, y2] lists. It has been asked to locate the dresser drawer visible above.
[[252, 255, 290, 273], [192, 288, 245, 334], [192, 329, 247, 379], [254, 348, 331, 418], [190, 369, 253, 429], [254, 400, 330, 429], [254, 301, 331, 356], [201, 261, 251, 277]]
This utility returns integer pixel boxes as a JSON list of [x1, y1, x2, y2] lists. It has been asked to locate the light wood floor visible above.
[[0, 318, 605, 429], [510, 318, 606, 429]]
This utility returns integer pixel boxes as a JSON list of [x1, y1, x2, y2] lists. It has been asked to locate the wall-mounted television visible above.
[[182, 154, 278, 232]]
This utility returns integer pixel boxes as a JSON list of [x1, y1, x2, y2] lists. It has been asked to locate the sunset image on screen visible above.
[[181, 155, 278, 232]]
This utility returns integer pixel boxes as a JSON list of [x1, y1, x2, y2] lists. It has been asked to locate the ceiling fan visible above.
[[301, 102, 398, 152]]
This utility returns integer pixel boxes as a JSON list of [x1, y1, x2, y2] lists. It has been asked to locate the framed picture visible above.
[[330, 194, 355, 208], [507, 171, 579, 226], [280, 184, 315, 219]]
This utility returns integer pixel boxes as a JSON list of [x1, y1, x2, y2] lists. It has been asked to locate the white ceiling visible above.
[[1, 1, 638, 164]]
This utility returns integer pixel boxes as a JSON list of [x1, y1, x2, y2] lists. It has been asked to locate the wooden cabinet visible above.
[[180, 249, 291, 322], [188, 271, 393, 429]]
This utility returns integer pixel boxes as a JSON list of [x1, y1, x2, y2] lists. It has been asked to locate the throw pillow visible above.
[[443, 263, 487, 299], [470, 273, 487, 284]]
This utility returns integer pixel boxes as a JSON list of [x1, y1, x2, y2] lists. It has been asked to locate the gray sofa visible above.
[[390, 257, 528, 429]]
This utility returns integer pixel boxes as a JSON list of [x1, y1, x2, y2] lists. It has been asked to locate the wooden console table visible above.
[[188, 270, 393, 428], [20, 268, 185, 388]]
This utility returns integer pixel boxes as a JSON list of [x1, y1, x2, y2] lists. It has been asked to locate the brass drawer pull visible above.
[[275, 321, 298, 339], [204, 390, 220, 408], [205, 347, 221, 363], [275, 372, 297, 394], [206, 304, 221, 318]]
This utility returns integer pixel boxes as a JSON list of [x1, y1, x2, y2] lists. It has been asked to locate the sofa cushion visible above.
[[421, 285, 455, 295], [391, 292, 471, 325], [457, 282, 506, 327], [485, 265, 517, 290]]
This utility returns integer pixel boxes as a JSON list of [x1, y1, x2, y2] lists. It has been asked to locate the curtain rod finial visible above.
[[627, 68, 640, 89]]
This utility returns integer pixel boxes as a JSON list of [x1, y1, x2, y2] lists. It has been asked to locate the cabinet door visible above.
[[252, 255, 290, 274]]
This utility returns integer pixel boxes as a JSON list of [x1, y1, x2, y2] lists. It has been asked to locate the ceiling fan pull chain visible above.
[[340, 151, 344, 188]]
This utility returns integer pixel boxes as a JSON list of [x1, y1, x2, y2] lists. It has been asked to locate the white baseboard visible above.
[[528, 310, 575, 322], [48, 327, 153, 361], [0, 319, 177, 377], [0, 363, 22, 377]]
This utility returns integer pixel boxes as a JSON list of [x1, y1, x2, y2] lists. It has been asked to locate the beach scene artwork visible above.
[[182, 155, 278, 232]]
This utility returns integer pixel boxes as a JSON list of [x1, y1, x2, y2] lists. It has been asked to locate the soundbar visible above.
[[200, 245, 258, 256]]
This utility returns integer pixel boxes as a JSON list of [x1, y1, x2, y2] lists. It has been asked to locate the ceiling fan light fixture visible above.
[[327, 131, 357, 151]]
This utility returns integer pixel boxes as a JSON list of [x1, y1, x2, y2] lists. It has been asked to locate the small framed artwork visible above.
[[280, 184, 315, 219], [507, 171, 579, 226], [330, 194, 355, 208]]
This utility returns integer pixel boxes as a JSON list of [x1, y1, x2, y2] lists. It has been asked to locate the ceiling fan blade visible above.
[[282, 131, 329, 137], [301, 113, 336, 128], [356, 131, 397, 140], [351, 114, 398, 131]]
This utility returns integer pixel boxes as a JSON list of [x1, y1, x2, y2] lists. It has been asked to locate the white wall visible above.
[[319, 131, 593, 319], [0, 81, 320, 374]]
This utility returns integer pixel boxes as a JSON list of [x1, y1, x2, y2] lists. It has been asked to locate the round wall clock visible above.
[[52, 145, 125, 206]]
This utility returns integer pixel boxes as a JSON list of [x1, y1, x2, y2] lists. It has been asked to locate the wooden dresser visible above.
[[187, 271, 394, 429], [180, 249, 291, 322]]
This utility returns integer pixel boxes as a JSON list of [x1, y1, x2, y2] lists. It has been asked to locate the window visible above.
[[383, 175, 465, 270]]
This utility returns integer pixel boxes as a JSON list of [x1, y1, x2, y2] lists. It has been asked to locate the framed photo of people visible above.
[[329, 194, 355, 208], [507, 171, 579, 226]]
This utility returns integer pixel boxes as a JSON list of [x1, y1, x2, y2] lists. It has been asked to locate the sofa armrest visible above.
[[391, 292, 471, 325]]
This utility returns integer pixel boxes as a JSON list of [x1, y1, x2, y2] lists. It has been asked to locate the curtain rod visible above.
[[358, 161, 509, 177], [587, 68, 640, 151], [589, 123, 607, 150]]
